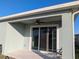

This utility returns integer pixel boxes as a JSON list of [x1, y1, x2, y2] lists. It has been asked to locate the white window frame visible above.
[[30, 24, 59, 53]]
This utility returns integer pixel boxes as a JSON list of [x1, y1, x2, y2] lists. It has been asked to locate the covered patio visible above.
[[5, 14, 62, 59]]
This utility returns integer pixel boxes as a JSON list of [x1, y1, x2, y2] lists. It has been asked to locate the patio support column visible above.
[[62, 12, 74, 59]]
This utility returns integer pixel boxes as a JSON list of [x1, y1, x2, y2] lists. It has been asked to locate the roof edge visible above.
[[0, 1, 79, 20]]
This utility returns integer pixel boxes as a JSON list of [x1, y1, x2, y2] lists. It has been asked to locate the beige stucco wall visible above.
[[0, 22, 7, 54], [24, 25, 31, 50], [3, 23, 25, 55], [0, 22, 6, 44], [62, 12, 74, 59]]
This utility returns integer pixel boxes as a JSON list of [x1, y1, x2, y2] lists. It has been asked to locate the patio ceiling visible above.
[[19, 16, 61, 24]]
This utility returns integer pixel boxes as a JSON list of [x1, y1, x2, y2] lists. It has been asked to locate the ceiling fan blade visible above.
[[36, 20, 45, 24]]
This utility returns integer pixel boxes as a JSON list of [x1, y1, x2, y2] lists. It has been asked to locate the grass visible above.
[[0, 54, 5, 59]]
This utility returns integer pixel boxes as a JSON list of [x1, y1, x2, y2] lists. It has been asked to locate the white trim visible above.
[[73, 11, 79, 16], [29, 25, 32, 51], [57, 27, 60, 52], [47, 28, 49, 51], [38, 28, 40, 50], [30, 24, 59, 28], [72, 10, 79, 59], [30, 24, 59, 52], [8, 13, 62, 22]]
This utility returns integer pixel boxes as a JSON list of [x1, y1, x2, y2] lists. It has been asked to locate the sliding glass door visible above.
[[32, 26, 57, 52]]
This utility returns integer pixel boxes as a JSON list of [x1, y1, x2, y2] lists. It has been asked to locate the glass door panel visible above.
[[40, 27, 47, 51], [32, 28, 39, 50], [48, 27, 57, 52], [48, 27, 53, 51], [52, 27, 57, 52]]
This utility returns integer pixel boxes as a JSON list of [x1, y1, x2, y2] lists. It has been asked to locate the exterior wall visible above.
[[62, 12, 74, 59], [24, 25, 31, 50], [0, 22, 7, 54], [0, 22, 6, 44], [4, 22, 25, 55]]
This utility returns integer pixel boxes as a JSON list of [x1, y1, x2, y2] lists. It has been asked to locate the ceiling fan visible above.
[[34, 19, 45, 24]]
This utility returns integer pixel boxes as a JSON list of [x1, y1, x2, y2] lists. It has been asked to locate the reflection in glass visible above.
[[32, 28, 39, 50], [32, 27, 57, 52], [40, 27, 47, 51]]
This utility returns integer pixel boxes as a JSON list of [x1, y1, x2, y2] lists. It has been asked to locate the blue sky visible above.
[[0, 0, 79, 34], [75, 15, 79, 34], [0, 0, 74, 16]]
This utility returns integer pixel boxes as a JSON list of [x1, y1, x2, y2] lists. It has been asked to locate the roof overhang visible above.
[[0, 1, 79, 21]]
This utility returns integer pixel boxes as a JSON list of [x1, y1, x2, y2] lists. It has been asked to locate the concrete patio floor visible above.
[[6, 50, 61, 59]]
